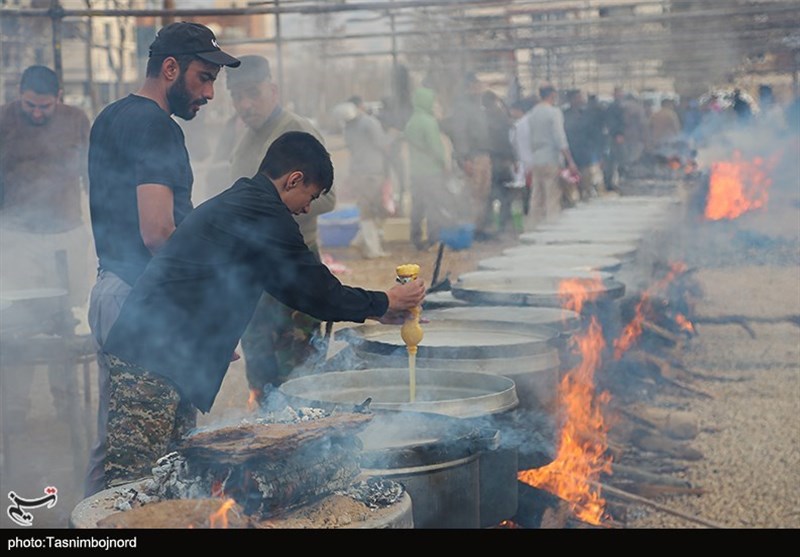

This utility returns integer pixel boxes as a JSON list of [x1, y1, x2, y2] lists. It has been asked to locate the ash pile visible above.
[[112, 394, 399, 520]]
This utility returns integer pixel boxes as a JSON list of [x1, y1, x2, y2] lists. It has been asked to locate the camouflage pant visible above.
[[240, 293, 323, 391], [103, 354, 196, 488]]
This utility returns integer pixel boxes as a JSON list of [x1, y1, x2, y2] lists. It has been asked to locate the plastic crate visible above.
[[440, 224, 475, 250], [319, 205, 360, 248]]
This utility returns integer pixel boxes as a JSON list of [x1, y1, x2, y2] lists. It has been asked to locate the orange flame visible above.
[[247, 388, 260, 413], [614, 295, 648, 359], [614, 262, 689, 359], [519, 278, 612, 526], [209, 498, 236, 529], [704, 151, 777, 220], [558, 277, 605, 313], [674, 313, 695, 334]]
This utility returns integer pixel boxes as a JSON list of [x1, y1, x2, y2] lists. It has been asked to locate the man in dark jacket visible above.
[[442, 73, 493, 240], [603, 86, 626, 192], [98, 131, 426, 489]]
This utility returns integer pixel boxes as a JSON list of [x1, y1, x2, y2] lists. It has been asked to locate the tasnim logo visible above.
[[7, 487, 58, 527]]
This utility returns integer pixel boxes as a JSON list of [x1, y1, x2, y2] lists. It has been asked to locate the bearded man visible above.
[[0, 65, 92, 445], [83, 21, 239, 497]]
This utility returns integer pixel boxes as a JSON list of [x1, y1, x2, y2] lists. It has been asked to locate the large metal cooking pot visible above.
[[335, 319, 558, 360], [280, 368, 518, 419], [451, 272, 625, 307], [281, 369, 518, 528], [69, 478, 415, 529], [421, 290, 470, 310], [356, 410, 499, 529], [503, 242, 638, 259], [477, 253, 623, 273], [333, 319, 562, 412], [0, 287, 69, 336], [423, 305, 581, 335], [519, 229, 643, 245]]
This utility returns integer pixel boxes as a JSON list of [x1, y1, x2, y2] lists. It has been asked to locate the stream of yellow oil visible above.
[[408, 350, 417, 403]]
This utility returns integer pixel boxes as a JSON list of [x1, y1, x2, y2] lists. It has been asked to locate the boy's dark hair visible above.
[[20, 65, 59, 96], [258, 131, 334, 193], [145, 53, 198, 78], [539, 85, 557, 100]]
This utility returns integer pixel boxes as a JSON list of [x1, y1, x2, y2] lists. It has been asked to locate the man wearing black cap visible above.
[[84, 21, 239, 497], [222, 55, 337, 405]]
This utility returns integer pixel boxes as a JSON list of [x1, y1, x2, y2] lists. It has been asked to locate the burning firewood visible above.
[[180, 412, 373, 464], [143, 411, 376, 519], [641, 320, 685, 347]]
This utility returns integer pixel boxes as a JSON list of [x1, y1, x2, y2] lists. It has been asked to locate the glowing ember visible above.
[[704, 151, 777, 221], [518, 277, 612, 526], [209, 498, 236, 529], [674, 313, 695, 334]]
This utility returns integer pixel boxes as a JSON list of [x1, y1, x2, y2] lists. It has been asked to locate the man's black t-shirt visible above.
[[89, 94, 193, 286], [103, 173, 389, 413]]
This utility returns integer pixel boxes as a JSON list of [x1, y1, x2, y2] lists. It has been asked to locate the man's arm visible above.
[[554, 109, 579, 173], [78, 112, 91, 195], [137, 184, 175, 254]]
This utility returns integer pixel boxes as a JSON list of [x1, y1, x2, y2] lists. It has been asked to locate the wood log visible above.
[[596, 481, 727, 528], [634, 351, 692, 382], [188, 436, 363, 518], [630, 484, 706, 498], [622, 405, 699, 440], [658, 374, 714, 399], [180, 412, 373, 464], [642, 320, 684, 345], [631, 430, 704, 461], [610, 463, 693, 488]]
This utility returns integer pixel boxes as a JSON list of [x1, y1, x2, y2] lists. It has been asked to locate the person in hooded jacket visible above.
[[404, 85, 448, 251]]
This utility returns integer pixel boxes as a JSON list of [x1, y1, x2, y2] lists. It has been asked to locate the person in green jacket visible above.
[[404, 85, 448, 251]]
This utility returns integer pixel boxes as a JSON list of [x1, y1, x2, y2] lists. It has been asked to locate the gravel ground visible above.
[[623, 267, 800, 529]]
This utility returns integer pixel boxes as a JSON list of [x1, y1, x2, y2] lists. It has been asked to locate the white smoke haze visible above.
[[1, 0, 799, 528]]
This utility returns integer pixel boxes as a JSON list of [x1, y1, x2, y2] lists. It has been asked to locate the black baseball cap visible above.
[[149, 22, 240, 68]]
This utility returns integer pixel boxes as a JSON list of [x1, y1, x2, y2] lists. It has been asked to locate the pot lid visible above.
[[421, 290, 470, 309], [335, 319, 558, 359], [478, 254, 622, 273], [451, 273, 625, 307], [280, 368, 518, 419], [519, 229, 643, 245], [0, 288, 68, 303], [503, 242, 638, 259], [423, 305, 580, 332]]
